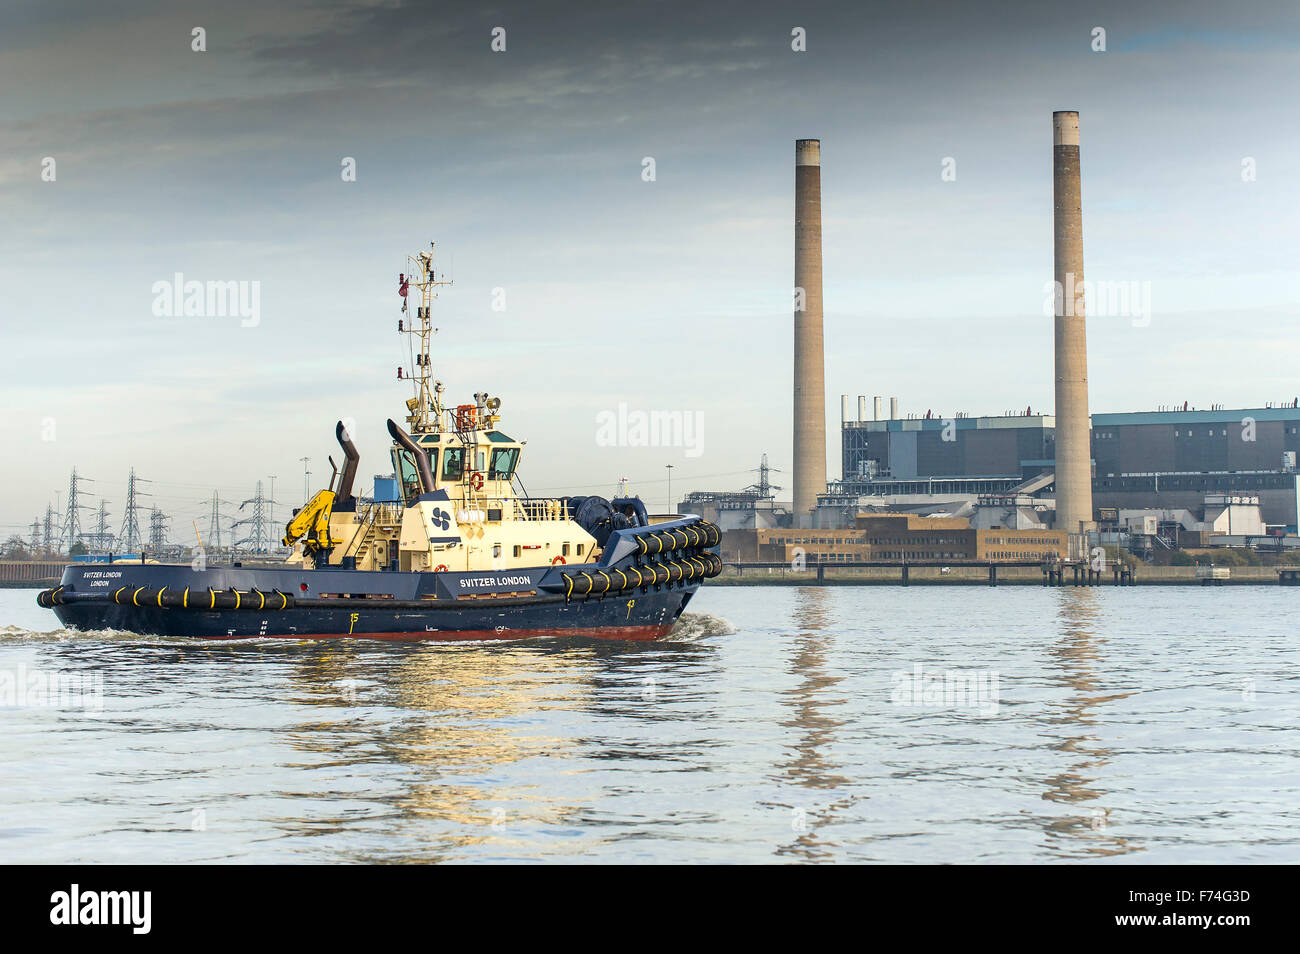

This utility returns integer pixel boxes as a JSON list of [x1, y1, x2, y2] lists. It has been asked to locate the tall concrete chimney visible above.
[[858, 395, 868, 422], [874, 396, 884, 421], [840, 394, 850, 422], [793, 139, 826, 524], [1052, 111, 1094, 536], [890, 396, 899, 420]]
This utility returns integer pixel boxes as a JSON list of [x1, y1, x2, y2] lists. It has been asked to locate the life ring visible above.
[[470, 472, 484, 491], [434, 564, 448, 572], [552, 556, 566, 565]]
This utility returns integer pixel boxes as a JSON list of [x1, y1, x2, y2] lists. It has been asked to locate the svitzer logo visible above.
[[49, 884, 151, 934], [462, 574, 531, 588]]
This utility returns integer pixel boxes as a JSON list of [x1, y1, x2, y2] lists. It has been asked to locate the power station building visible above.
[[726, 514, 1067, 565], [832, 404, 1300, 531], [1091, 406, 1300, 530], [1090, 407, 1300, 475], [841, 411, 1054, 490]]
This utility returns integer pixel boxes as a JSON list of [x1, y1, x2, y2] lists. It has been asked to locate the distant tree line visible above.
[[0, 536, 86, 560]]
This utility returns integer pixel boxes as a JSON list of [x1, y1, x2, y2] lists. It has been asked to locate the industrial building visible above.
[[722, 514, 1066, 565], [1100, 494, 1276, 558], [1092, 406, 1300, 530], [831, 403, 1300, 532], [841, 407, 1054, 489], [1091, 406, 1300, 475], [679, 455, 787, 530]]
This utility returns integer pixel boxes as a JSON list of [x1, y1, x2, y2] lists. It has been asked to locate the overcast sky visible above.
[[2, 0, 1298, 540]]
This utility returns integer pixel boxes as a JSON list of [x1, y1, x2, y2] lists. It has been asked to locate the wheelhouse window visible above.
[[489, 447, 519, 480], [442, 446, 464, 482], [394, 449, 422, 505]]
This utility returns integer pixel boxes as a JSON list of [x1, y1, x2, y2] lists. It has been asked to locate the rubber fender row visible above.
[[35, 587, 67, 607], [100, 586, 295, 611], [34, 586, 128, 608], [563, 552, 723, 599], [632, 520, 721, 557]]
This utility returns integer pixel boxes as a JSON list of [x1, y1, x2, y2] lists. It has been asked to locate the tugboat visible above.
[[38, 242, 722, 641]]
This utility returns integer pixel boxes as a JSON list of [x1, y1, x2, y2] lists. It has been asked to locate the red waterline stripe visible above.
[[200, 624, 674, 643]]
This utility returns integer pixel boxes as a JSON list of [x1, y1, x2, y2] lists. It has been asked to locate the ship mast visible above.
[[401, 242, 453, 434]]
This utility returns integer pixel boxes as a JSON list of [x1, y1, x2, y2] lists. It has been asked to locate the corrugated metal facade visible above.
[[842, 407, 1300, 482]]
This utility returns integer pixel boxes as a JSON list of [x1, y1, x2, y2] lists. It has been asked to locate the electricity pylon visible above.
[[61, 468, 92, 550], [89, 499, 113, 552], [205, 491, 231, 551], [234, 481, 273, 553], [42, 504, 60, 555], [121, 468, 151, 553], [148, 507, 169, 548]]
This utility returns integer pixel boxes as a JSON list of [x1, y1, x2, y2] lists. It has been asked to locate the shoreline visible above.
[[708, 566, 1291, 586]]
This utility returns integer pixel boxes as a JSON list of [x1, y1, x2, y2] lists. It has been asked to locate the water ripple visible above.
[[2, 588, 1297, 862]]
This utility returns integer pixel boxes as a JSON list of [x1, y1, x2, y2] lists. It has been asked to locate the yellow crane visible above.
[[283, 490, 342, 555]]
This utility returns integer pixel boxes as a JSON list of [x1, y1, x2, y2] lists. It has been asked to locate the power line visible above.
[[527, 468, 758, 494]]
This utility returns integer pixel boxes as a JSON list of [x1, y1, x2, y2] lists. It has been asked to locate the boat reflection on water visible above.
[[1041, 589, 1137, 858], [259, 640, 590, 860], [273, 629, 719, 861]]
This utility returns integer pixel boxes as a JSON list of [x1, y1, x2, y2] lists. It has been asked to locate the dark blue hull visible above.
[[51, 584, 694, 641]]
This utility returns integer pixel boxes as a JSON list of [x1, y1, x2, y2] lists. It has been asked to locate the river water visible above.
[[1, 585, 1295, 864]]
